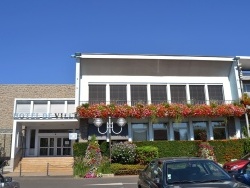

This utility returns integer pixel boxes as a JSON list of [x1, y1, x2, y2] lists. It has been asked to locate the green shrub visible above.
[[244, 138, 250, 154], [99, 141, 109, 157], [110, 163, 145, 175], [136, 146, 158, 165], [96, 156, 112, 174], [73, 142, 88, 157], [134, 140, 200, 158], [209, 139, 245, 163], [111, 142, 137, 164], [73, 157, 90, 177]]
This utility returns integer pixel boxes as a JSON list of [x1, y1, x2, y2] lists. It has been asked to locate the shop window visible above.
[[110, 85, 127, 104], [170, 85, 186, 103], [132, 123, 148, 141], [151, 85, 167, 104], [173, 123, 188, 140], [89, 85, 106, 104], [189, 85, 205, 104], [131, 85, 147, 105], [193, 121, 208, 141], [212, 121, 226, 140], [153, 123, 168, 140]]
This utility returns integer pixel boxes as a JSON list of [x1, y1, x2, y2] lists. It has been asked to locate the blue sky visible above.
[[0, 1, 249, 84]]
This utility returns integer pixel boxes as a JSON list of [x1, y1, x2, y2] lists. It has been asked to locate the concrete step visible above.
[[14, 157, 74, 174]]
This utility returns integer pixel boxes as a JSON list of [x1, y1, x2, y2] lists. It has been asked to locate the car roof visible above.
[[155, 157, 210, 163]]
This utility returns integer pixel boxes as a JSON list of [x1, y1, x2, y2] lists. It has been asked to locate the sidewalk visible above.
[[3, 171, 74, 177]]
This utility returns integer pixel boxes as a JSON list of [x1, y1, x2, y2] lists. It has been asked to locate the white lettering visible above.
[[13, 113, 76, 119]]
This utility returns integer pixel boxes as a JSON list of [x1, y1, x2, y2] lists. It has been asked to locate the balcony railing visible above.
[[80, 100, 240, 106]]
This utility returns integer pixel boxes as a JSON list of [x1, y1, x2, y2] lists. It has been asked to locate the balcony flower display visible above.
[[77, 102, 246, 122], [241, 93, 250, 106]]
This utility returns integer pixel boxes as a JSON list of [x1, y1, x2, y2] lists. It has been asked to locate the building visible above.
[[1, 54, 250, 172]]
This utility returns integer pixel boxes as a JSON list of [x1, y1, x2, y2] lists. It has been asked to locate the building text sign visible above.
[[13, 113, 77, 120]]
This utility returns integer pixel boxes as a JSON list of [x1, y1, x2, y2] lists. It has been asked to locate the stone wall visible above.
[[0, 84, 75, 157]]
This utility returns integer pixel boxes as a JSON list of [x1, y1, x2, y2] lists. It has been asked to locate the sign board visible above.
[[69, 133, 77, 140]]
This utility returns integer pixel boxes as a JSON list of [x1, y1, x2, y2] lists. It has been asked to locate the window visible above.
[[151, 85, 167, 104], [110, 85, 127, 104], [89, 85, 106, 104], [131, 85, 147, 105], [132, 123, 148, 141], [50, 101, 64, 113], [193, 121, 208, 141], [153, 123, 168, 140], [243, 84, 250, 92], [30, 129, 36, 148], [67, 101, 75, 113], [173, 123, 188, 140], [243, 81, 250, 92], [16, 100, 31, 113], [170, 85, 186, 103], [242, 71, 250, 76], [33, 101, 47, 114], [212, 121, 226, 140], [189, 85, 205, 104], [208, 85, 224, 104]]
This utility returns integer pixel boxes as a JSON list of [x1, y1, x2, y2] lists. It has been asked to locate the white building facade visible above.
[[7, 54, 250, 172]]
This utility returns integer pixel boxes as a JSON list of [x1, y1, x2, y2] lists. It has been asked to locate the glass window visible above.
[[212, 121, 226, 140], [30, 129, 36, 148], [67, 101, 76, 113], [50, 101, 64, 113], [173, 123, 188, 140], [151, 85, 167, 104], [16, 100, 31, 113], [242, 71, 250, 76], [132, 123, 148, 141], [131, 85, 147, 105], [189, 85, 205, 104], [89, 85, 106, 104], [208, 85, 224, 104], [170, 85, 186, 103], [153, 123, 168, 140], [193, 121, 208, 141], [110, 85, 127, 105], [243, 82, 250, 92], [33, 101, 47, 114]]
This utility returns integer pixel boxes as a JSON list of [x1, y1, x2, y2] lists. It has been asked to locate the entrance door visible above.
[[39, 137, 71, 156]]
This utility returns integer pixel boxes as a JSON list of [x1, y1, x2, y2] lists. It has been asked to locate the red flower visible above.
[[76, 103, 245, 120]]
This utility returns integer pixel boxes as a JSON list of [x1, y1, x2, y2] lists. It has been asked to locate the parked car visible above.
[[137, 157, 250, 188], [223, 154, 250, 186], [0, 174, 20, 188], [223, 153, 250, 172]]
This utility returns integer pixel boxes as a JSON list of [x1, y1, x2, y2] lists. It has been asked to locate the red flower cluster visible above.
[[76, 103, 246, 119]]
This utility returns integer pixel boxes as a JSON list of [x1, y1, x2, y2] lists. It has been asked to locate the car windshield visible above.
[[166, 160, 232, 184], [241, 153, 250, 160]]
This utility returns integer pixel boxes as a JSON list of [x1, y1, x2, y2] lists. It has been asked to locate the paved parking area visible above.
[[11, 175, 138, 188]]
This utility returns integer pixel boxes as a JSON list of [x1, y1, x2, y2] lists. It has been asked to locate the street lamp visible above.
[[93, 117, 126, 162]]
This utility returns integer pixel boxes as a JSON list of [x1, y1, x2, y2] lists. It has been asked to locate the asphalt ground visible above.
[[9, 175, 139, 188]]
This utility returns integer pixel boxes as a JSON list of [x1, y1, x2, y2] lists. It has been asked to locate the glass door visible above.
[[39, 137, 71, 156], [56, 137, 71, 156], [39, 137, 55, 156]]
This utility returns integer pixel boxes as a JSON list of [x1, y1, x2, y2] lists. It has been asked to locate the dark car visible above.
[[137, 157, 250, 188], [0, 174, 20, 188], [223, 153, 250, 172]]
